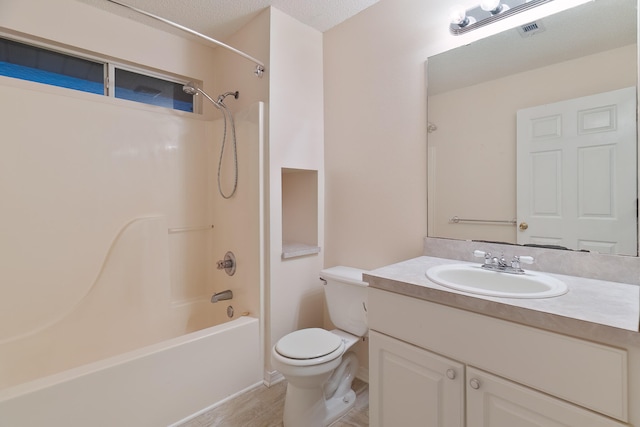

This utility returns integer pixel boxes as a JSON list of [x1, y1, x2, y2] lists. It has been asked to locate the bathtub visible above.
[[0, 217, 261, 425], [0, 316, 262, 426]]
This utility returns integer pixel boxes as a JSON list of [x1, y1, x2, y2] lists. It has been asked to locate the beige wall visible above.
[[323, 0, 592, 271], [265, 8, 326, 376], [323, 0, 430, 271]]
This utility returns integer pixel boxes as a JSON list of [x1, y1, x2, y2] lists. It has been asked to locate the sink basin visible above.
[[425, 264, 568, 299]]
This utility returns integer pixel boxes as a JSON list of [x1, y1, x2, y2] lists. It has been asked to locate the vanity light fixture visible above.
[[450, 0, 553, 35]]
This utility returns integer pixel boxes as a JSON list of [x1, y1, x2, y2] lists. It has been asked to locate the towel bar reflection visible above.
[[449, 216, 517, 225], [168, 225, 214, 234]]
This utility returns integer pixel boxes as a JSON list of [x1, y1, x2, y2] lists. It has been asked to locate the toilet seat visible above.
[[276, 328, 342, 359], [274, 328, 345, 367]]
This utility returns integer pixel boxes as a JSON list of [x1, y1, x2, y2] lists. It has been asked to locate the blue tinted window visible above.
[[115, 68, 193, 112], [0, 38, 104, 94], [0, 37, 195, 113]]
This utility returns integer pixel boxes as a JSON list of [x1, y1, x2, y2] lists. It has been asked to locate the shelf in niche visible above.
[[282, 241, 321, 259]]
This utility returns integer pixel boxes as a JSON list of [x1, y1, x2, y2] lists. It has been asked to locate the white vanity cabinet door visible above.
[[369, 288, 628, 421], [369, 330, 464, 427], [466, 367, 629, 427]]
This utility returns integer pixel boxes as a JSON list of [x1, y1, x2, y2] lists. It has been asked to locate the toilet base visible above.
[[281, 352, 359, 427], [324, 389, 356, 426], [282, 385, 357, 427]]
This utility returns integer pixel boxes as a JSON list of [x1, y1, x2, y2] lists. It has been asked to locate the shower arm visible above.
[[194, 87, 219, 107], [105, 0, 266, 78], [184, 84, 239, 110]]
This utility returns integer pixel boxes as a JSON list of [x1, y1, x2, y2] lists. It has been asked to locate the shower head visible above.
[[183, 82, 220, 109], [182, 82, 199, 95]]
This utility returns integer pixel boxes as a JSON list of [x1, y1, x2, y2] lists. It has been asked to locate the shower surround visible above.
[[0, 69, 265, 421]]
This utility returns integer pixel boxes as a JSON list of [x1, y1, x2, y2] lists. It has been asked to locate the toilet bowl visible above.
[[272, 266, 368, 427]]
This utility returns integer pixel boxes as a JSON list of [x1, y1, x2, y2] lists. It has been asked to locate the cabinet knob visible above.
[[446, 369, 456, 380], [469, 378, 481, 390], [519, 222, 529, 231]]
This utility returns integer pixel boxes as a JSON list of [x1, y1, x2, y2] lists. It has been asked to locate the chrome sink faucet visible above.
[[473, 250, 534, 275]]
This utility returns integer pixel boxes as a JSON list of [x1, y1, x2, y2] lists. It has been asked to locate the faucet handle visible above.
[[474, 250, 493, 266], [473, 250, 488, 258], [511, 255, 534, 270]]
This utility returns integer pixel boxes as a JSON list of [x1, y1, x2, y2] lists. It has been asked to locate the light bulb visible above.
[[480, 0, 502, 13], [449, 5, 468, 26]]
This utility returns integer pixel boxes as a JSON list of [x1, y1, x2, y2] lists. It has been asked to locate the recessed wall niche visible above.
[[281, 168, 320, 259]]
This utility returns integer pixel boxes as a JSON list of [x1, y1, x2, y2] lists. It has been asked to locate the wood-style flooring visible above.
[[179, 378, 369, 427]]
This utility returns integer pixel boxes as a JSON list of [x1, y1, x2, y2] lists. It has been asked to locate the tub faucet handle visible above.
[[216, 251, 236, 276], [217, 259, 233, 269]]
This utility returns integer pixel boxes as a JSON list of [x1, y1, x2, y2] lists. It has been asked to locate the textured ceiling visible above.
[[82, 0, 381, 41]]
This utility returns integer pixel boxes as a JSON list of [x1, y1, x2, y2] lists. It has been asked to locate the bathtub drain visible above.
[[227, 305, 234, 318]]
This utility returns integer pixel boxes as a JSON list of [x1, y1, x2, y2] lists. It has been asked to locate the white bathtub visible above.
[[0, 316, 262, 426]]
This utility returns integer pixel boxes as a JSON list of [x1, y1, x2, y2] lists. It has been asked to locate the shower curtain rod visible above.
[[105, 0, 266, 78]]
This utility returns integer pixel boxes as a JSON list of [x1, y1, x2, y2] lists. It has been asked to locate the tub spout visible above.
[[211, 290, 233, 303]]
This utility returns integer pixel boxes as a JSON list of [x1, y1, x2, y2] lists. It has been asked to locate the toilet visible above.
[[271, 266, 368, 427]]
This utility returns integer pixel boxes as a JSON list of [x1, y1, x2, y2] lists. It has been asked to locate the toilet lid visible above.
[[275, 328, 342, 360]]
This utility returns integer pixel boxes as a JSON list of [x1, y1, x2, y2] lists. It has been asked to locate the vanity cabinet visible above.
[[368, 288, 630, 427], [466, 366, 628, 427], [370, 330, 464, 426]]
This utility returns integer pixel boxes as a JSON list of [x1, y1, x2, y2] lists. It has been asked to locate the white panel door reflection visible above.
[[517, 87, 637, 255]]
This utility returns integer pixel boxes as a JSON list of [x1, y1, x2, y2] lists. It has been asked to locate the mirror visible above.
[[427, 0, 638, 256]]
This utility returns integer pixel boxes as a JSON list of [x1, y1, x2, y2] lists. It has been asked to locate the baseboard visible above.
[[264, 369, 284, 387], [172, 366, 366, 426]]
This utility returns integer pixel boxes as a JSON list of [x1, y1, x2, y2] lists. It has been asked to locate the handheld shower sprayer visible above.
[[182, 83, 239, 109], [182, 82, 240, 199], [182, 82, 198, 95]]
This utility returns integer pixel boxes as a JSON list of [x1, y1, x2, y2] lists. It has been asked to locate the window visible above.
[[0, 36, 194, 113], [0, 37, 104, 95], [115, 68, 193, 112]]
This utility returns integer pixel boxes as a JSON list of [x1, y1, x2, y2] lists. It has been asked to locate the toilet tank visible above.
[[320, 266, 368, 337]]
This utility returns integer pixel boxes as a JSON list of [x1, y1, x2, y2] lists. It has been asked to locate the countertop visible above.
[[364, 256, 640, 345]]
